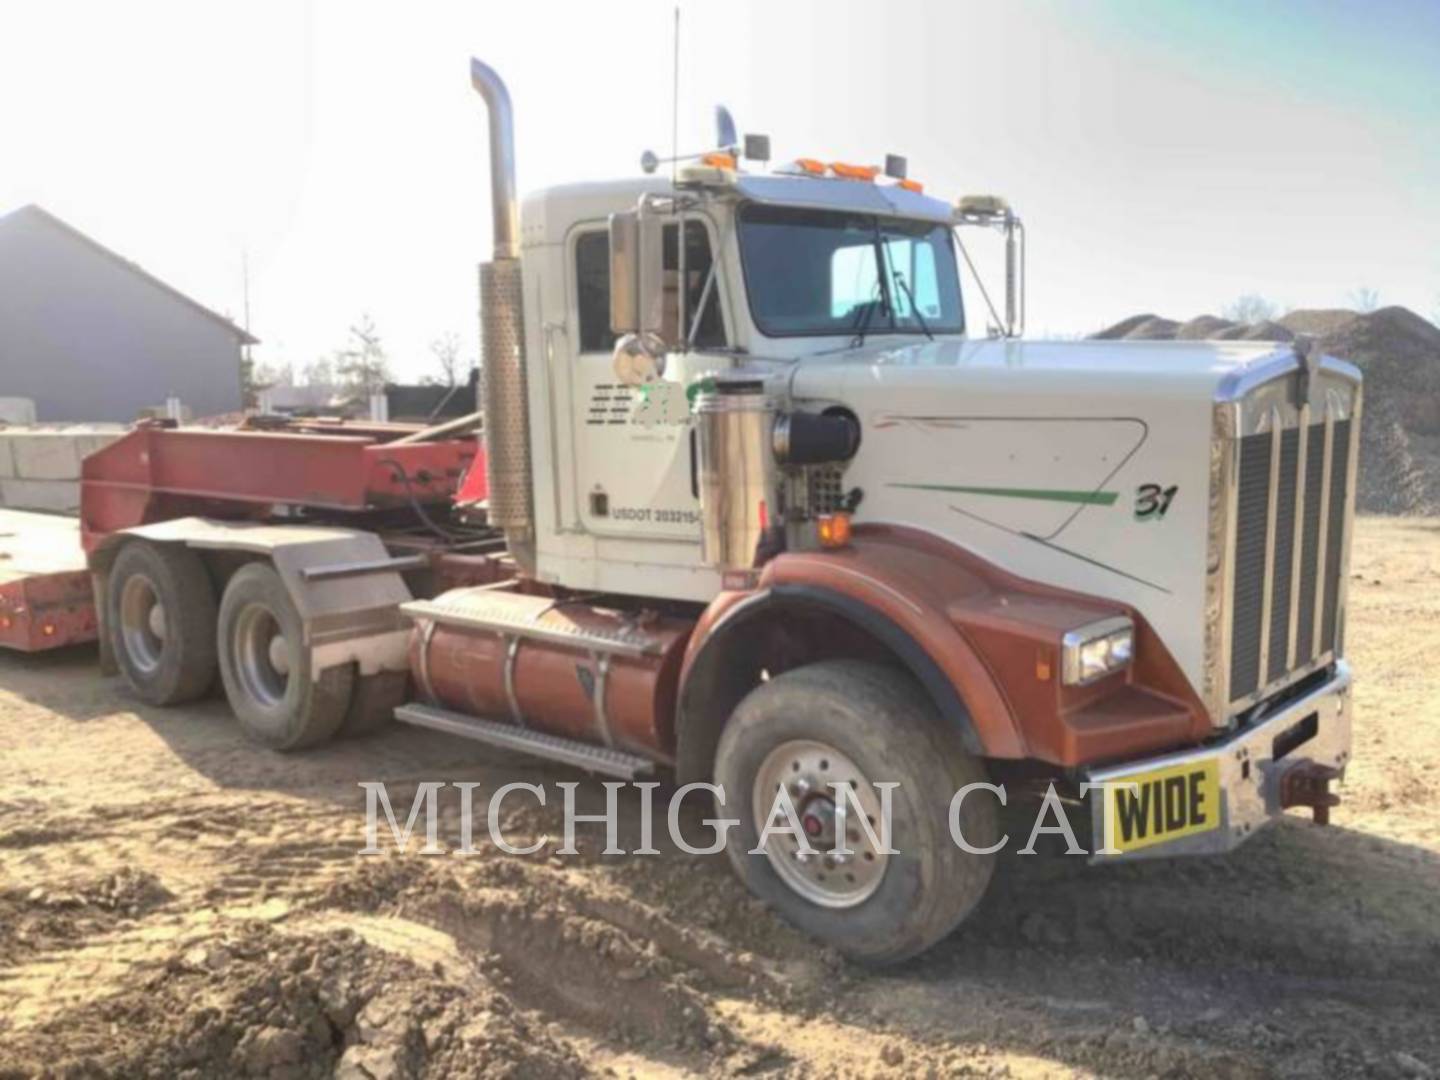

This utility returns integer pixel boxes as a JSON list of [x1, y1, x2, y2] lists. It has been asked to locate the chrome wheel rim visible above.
[[233, 603, 290, 709], [752, 739, 889, 909], [118, 574, 165, 675]]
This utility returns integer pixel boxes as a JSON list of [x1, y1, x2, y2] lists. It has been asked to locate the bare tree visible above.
[[252, 360, 294, 388], [1222, 293, 1279, 324], [333, 314, 392, 394], [1348, 286, 1381, 313], [301, 357, 335, 387], [429, 332, 462, 387]]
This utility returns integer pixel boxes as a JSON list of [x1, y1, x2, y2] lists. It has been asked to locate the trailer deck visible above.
[[0, 509, 96, 651]]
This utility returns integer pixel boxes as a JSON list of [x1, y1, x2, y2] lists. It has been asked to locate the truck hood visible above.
[[786, 335, 1292, 402], [774, 334, 1320, 700]]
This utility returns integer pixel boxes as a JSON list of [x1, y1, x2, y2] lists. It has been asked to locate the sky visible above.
[[3, 0, 1437, 381]]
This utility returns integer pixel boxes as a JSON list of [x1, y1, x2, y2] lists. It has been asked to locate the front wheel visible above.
[[217, 562, 354, 751], [714, 660, 998, 965]]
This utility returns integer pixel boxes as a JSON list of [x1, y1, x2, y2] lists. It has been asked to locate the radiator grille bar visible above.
[[1229, 414, 1352, 706]]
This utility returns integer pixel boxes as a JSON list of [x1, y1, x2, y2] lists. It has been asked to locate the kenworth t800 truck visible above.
[[0, 59, 1359, 964]]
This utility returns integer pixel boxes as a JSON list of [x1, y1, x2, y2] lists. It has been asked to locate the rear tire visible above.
[[217, 562, 354, 751], [339, 670, 408, 738], [106, 541, 218, 705], [714, 660, 998, 966]]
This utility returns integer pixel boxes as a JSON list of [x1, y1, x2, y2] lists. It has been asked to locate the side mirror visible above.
[[954, 195, 1025, 339], [609, 210, 640, 334], [608, 208, 666, 337], [1004, 213, 1025, 338]]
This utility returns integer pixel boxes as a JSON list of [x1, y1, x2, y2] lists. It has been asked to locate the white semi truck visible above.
[[6, 58, 1358, 964]]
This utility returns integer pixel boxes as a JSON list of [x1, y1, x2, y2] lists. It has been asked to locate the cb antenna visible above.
[[671, 5, 680, 186]]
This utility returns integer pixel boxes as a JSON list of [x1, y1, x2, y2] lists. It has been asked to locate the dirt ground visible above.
[[1, 516, 1437, 1079]]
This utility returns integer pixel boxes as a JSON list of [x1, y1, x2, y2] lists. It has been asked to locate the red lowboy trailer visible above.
[[0, 510, 96, 651], [0, 416, 489, 656]]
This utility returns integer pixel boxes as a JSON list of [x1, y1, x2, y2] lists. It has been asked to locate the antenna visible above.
[[241, 247, 253, 369], [671, 5, 680, 186]]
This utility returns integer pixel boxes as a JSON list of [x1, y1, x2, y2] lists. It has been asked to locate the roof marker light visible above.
[[829, 162, 879, 181]]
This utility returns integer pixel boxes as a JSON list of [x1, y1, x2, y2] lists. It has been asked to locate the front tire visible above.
[[217, 562, 354, 751], [106, 541, 218, 705], [714, 660, 998, 965]]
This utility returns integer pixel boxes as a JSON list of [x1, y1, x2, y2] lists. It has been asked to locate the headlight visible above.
[[1061, 617, 1134, 686]]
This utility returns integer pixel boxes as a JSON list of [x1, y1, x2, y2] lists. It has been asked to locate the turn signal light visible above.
[[829, 162, 879, 181], [817, 512, 852, 548]]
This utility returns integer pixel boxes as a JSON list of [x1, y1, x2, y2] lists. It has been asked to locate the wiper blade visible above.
[[849, 291, 881, 348], [892, 271, 934, 341]]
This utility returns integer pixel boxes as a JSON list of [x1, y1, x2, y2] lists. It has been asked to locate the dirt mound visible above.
[[1093, 314, 1180, 341], [1231, 319, 1295, 342], [1093, 305, 1440, 513], [1175, 314, 1238, 340], [0, 918, 588, 1079], [0, 868, 173, 966]]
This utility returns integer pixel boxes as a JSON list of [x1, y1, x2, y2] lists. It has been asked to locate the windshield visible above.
[[737, 203, 965, 338]]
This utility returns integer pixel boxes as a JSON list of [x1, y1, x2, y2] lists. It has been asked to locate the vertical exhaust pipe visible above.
[[470, 59, 519, 261], [470, 58, 535, 571]]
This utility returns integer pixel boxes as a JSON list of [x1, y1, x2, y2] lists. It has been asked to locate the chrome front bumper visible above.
[[1086, 661, 1353, 861]]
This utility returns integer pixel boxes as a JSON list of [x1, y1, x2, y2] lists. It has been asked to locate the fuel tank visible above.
[[407, 587, 694, 759]]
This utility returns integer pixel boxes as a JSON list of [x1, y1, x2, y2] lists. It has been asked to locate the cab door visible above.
[[567, 218, 727, 542]]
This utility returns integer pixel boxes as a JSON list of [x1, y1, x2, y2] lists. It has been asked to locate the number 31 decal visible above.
[[1135, 483, 1178, 520]]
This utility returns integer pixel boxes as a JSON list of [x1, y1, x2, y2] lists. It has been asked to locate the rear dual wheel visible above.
[[216, 562, 355, 751], [108, 542, 400, 749], [106, 541, 219, 705]]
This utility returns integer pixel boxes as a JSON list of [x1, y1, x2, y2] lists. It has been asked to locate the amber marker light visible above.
[[817, 513, 853, 548]]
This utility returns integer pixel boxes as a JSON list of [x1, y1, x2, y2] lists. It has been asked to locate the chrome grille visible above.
[[1205, 350, 1362, 723], [1227, 413, 1354, 707]]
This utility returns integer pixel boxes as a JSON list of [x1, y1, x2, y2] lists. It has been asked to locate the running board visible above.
[[393, 703, 656, 779]]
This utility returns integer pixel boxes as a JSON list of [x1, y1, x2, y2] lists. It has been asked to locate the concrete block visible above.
[[0, 438, 13, 479], [0, 398, 37, 424], [7, 432, 84, 480], [74, 432, 123, 463], [0, 478, 81, 514]]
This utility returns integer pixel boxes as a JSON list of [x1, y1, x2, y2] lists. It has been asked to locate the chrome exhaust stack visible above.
[[470, 58, 534, 572]]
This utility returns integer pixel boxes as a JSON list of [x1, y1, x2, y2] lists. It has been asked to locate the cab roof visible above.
[[520, 170, 958, 245]]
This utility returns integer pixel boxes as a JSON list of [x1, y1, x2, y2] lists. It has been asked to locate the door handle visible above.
[[689, 427, 699, 499]]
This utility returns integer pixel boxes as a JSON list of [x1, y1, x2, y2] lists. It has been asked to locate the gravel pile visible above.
[[1093, 306, 1440, 514]]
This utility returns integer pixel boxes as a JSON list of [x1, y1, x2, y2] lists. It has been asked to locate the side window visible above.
[[576, 221, 726, 353], [575, 231, 613, 354], [662, 221, 726, 349]]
